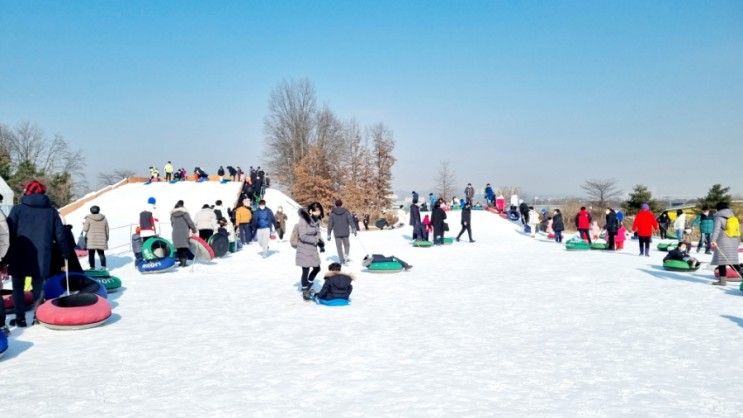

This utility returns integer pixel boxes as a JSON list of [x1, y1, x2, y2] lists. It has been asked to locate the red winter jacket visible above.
[[632, 209, 659, 237], [575, 210, 591, 229]]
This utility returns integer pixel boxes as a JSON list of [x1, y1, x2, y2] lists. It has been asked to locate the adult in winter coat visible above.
[[552, 209, 565, 243], [297, 202, 325, 300], [519, 201, 530, 225], [234, 201, 253, 244], [657, 211, 670, 239], [431, 199, 448, 245], [464, 183, 475, 203], [252, 199, 276, 257], [217, 166, 225, 179], [314, 262, 353, 302], [409, 201, 424, 241], [83, 205, 110, 269], [170, 200, 198, 267], [527, 207, 540, 237], [456, 202, 474, 242], [485, 184, 495, 206], [632, 203, 659, 256], [6, 180, 70, 327], [226, 166, 237, 181], [0, 205, 9, 331], [327, 200, 356, 264], [274, 206, 288, 240], [194, 204, 218, 241], [605, 208, 618, 250], [575, 207, 592, 243], [673, 209, 686, 241], [692, 207, 714, 254], [710, 202, 741, 285]]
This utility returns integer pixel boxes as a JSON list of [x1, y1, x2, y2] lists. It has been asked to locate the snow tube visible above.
[[663, 260, 700, 272], [220, 179, 231, 184], [367, 261, 404, 272], [508, 212, 520, 221], [442, 237, 455, 245], [44, 272, 108, 300], [0, 332, 7, 358], [412, 240, 433, 248], [95, 276, 122, 292], [208, 234, 229, 257], [374, 218, 387, 229], [547, 233, 555, 239], [714, 266, 742, 281], [657, 242, 678, 252], [142, 237, 176, 261], [84, 269, 110, 279], [188, 236, 215, 260], [137, 257, 177, 274], [316, 298, 349, 306], [2, 289, 34, 313], [590, 242, 608, 250], [36, 293, 111, 330], [565, 239, 590, 251], [75, 248, 87, 258]]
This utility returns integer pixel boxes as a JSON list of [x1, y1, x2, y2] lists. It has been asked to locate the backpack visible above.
[[290, 224, 300, 248], [725, 216, 740, 238]]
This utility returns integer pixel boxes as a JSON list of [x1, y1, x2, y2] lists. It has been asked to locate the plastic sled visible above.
[[316, 298, 350, 306]]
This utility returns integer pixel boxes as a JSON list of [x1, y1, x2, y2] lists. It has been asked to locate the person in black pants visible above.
[[431, 199, 447, 245], [657, 211, 670, 239], [552, 209, 565, 243], [456, 202, 475, 242], [605, 208, 618, 250]]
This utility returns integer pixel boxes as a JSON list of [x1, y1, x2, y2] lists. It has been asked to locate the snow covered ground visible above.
[[4, 184, 743, 416]]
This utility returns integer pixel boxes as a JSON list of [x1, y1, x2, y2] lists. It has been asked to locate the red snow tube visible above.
[[188, 236, 215, 260], [36, 293, 112, 330], [2, 289, 34, 312], [75, 248, 87, 258], [714, 267, 742, 281]]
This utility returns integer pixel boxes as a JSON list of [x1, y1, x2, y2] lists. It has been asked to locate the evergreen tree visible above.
[[697, 184, 732, 210], [622, 184, 661, 215]]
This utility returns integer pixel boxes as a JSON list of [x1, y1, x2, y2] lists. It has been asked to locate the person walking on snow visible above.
[[464, 183, 475, 203], [274, 206, 288, 240], [253, 199, 276, 257], [605, 208, 618, 250], [632, 203, 658, 256], [456, 201, 475, 242], [575, 207, 592, 243], [674, 209, 686, 241], [410, 200, 424, 241], [692, 207, 714, 254], [657, 210, 670, 239], [552, 209, 565, 243], [710, 201, 741, 286], [170, 200, 197, 267], [327, 199, 356, 264], [234, 199, 253, 244], [297, 202, 325, 301], [83, 205, 109, 270], [164, 161, 174, 182], [194, 204, 218, 241], [484, 183, 495, 206], [431, 199, 447, 245], [217, 166, 225, 181]]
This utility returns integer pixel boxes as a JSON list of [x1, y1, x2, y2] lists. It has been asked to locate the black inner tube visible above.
[[52, 293, 98, 308]]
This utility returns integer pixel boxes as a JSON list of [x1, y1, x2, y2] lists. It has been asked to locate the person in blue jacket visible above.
[[485, 183, 495, 206], [252, 199, 275, 257], [313, 262, 353, 302], [5, 180, 70, 328]]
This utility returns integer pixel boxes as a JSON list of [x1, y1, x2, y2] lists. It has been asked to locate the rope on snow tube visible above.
[[44, 272, 108, 300], [36, 293, 112, 330]]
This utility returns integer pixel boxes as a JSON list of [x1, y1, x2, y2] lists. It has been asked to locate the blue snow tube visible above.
[[508, 212, 519, 221], [44, 272, 108, 300], [316, 298, 350, 306], [137, 257, 177, 274], [0, 332, 7, 358]]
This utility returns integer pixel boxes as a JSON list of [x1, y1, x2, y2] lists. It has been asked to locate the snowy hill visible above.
[[4, 188, 743, 415]]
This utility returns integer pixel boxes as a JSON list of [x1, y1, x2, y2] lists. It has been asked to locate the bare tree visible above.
[[435, 161, 456, 201], [581, 178, 622, 209], [98, 169, 136, 187], [498, 186, 521, 201], [369, 123, 396, 209]]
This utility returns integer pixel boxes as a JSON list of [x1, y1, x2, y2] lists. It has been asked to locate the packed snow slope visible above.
[[4, 185, 743, 416]]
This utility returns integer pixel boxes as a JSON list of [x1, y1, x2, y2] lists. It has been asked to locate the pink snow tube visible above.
[[36, 293, 112, 330], [714, 267, 742, 282], [75, 248, 87, 258], [2, 289, 34, 311]]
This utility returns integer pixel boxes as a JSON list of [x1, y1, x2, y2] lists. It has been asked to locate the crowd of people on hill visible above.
[[146, 162, 270, 187]]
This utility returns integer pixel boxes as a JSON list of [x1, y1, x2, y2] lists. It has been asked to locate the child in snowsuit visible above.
[[422, 214, 432, 241], [527, 206, 540, 237], [313, 262, 353, 302], [590, 220, 601, 241], [616, 224, 627, 250], [132, 227, 143, 265], [663, 242, 700, 269]]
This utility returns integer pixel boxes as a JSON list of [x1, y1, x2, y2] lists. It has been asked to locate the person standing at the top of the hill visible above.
[[253, 199, 276, 258], [83, 205, 109, 270], [657, 210, 670, 239], [217, 166, 225, 181], [274, 206, 288, 240], [412, 191, 419, 203], [632, 203, 658, 257], [456, 201, 475, 243], [226, 165, 237, 182], [484, 183, 495, 206], [464, 183, 475, 203], [519, 200, 529, 226], [575, 206, 592, 243], [431, 198, 447, 245], [692, 207, 714, 254], [5, 180, 70, 328], [164, 161, 174, 182], [297, 202, 325, 301], [327, 199, 356, 265], [235, 199, 253, 245], [410, 200, 424, 241], [552, 209, 565, 243], [605, 208, 618, 250], [194, 204, 218, 241], [674, 209, 686, 241], [249, 166, 257, 187], [170, 200, 197, 267], [149, 166, 160, 182], [139, 197, 159, 242], [429, 193, 437, 211], [527, 206, 540, 237], [710, 201, 741, 286]]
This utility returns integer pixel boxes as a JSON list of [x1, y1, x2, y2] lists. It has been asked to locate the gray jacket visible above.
[[327, 206, 356, 239], [83, 213, 109, 250], [710, 208, 740, 265], [171, 207, 197, 249], [295, 208, 321, 268], [0, 209, 9, 260]]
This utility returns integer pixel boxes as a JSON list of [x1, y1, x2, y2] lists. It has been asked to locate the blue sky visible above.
[[1, 0, 741, 198]]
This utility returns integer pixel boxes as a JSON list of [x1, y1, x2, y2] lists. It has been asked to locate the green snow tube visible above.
[[565, 239, 590, 251], [662, 259, 700, 272], [142, 237, 176, 261], [229, 241, 237, 253], [442, 237, 455, 245], [590, 242, 608, 250], [85, 270, 122, 292], [657, 242, 678, 252], [84, 269, 110, 279], [412, 240, 433, 247], [367, 261, 404, 272]]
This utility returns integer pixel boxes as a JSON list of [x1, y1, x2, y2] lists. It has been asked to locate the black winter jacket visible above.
[[552, 214, 565, 232], [605, 210, 619, 234], [328, 207, 356, 238], [461, 204, 472, 224], [432, 205, 447, 233], [315, 271, 353, 300], [409, 204, 421, 226]]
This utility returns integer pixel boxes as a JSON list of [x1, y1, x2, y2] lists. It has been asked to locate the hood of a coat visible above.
[[85, 213, 106, 222], [171, 207, 189, 217], [21, 193, 51, 208], [331, 207, 348, 216], [717, 208, 734, 218], [324, 271, 355, 280]]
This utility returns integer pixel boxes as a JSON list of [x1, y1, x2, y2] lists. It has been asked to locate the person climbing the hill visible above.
[[552, 209, 565, 243], [485, 183, 495, 206], [657, 210, 670, 239], [632, 203, 659, 257], [5, 180, 70, 328], [663, 241, 700, 269], [274, 206, 288, 240], [519, 201, 529, 226], [170, 200, 197, 267], [575, 207, 592, 243], [465, 183, 475, 203], [605, 208, 618, 250], [235, 199, 253, 245], [432, 198, 448, 245], [311, 262, 353, 302], [456, 201, 475, 242], [527, 206, 540, 237], [692, 207, 714, 254], [410, 200, 424, 241], [139, 197, 159, 243], [327, 199, 356, 265], [236, 166, 244, 181], [83, 205, 109, 270], [194, 203, 218, 241], [164, 161, 174, 182], [674, 209, 686, 241], [616, 223, 627, 250], [297, 202, 325, 301], [253, 199, 276, 258], [710, 201, 741, 286]]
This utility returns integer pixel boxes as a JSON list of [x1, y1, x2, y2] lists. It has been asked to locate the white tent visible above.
[[0, 176, 14, 215]]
